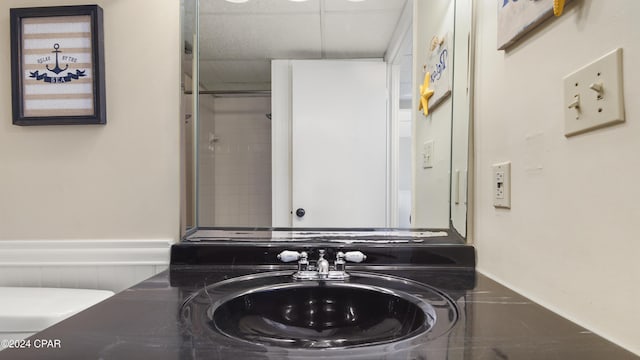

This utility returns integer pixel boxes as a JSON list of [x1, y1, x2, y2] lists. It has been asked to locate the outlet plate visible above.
[[493, 162, 511, 209], [563, 48, 625, 137]]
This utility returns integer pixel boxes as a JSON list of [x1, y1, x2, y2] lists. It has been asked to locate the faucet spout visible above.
[[316, 250, 330, 276]]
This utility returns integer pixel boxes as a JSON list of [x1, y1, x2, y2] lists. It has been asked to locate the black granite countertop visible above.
[[0, 241, 636, 359]]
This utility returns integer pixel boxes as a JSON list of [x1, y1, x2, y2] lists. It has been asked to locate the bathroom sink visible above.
[[181, 271, 458, 351], [212, 282, 433, 348]]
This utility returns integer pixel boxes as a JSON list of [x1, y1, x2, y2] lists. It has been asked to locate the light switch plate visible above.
[[453, 169, 468, 205], [493, 162, 511, 209], [460, 170, 467, 205], [563, 48, 625, 137], [422, 140, 434, 169], [454, 170, 460, 204]]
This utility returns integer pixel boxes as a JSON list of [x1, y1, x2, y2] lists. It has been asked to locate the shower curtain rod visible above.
[[183, 90, 271, 96]]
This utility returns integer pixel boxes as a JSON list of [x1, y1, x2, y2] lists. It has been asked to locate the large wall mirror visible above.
[[181, 0, 474, 242]]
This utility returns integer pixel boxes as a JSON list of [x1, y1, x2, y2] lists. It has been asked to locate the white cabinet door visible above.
[[290, 60, 388, 228]]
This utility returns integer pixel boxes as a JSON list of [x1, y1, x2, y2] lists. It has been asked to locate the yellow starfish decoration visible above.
[[419, 71, 435, 116]]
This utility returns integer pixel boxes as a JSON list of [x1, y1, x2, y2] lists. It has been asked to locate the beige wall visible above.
[[474, 0, 639, 355], [0, 0, 181, 240]]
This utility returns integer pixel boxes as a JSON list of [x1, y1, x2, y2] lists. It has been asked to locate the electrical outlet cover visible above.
[[563, 48, 625, 137]]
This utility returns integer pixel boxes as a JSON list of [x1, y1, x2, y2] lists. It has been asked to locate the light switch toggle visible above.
[[567, 95, 580, 110], [589, 82, 604, 96]]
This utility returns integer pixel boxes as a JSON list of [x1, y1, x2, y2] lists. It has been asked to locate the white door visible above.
[[290, 60, 388, 228]]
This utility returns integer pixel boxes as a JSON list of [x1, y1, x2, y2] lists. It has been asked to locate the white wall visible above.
[[386, 0, 412, 228], [474, 0, 640, 355], [412, 0, 454, 229], [198, 96, 272, 227], [398, 109, 412, 228], [0, 0, 181, 241]]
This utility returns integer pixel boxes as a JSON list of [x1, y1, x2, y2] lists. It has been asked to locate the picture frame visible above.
[[424, 33, 452, 111], [10, 5, 106, 126], [497, 0, 570, 50]]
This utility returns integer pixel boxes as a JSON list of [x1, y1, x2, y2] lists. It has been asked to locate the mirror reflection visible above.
[[182, 0, 472, 239]]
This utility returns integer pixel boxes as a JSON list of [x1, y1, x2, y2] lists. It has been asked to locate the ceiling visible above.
[[185, 0, 409, 91]]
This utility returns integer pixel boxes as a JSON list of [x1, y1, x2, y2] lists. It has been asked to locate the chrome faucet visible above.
[[277, 249, 367, 280], [316, 250, 330, 275]]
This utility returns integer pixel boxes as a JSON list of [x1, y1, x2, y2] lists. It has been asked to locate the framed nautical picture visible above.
[[497, 0, 569, 50], [10, 5, 106, 125], [425, 33, 452, 111]]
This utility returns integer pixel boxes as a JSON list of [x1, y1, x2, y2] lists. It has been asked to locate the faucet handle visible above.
[[344, 251, 367, 263], [277, 250, 306, 263]]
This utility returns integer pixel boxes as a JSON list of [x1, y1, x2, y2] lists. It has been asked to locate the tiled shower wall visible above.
[[198, 95, 272, 227]]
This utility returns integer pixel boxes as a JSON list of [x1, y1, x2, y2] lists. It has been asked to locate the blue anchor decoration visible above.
[[46, 43, 69, 75]]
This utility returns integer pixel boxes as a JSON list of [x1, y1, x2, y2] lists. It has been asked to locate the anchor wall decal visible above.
[[46, 43, 69, 75]]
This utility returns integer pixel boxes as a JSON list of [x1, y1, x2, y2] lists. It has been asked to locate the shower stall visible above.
[[192, 91, 273, 228]]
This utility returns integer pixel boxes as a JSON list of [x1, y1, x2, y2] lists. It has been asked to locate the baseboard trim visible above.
[[0, 239, 172, 266]]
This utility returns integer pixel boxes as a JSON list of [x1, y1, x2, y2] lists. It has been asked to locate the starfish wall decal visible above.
[[419, 71, 435, 116], [553, 0, 566, 16]]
